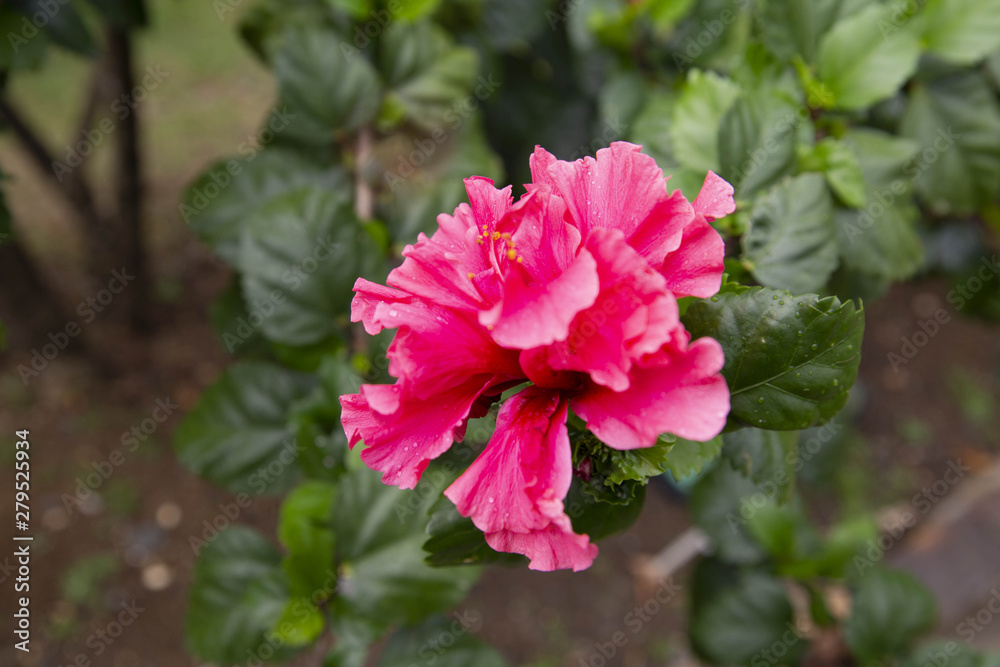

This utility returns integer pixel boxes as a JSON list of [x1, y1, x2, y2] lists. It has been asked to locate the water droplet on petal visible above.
[[488, 497, 494, 503]]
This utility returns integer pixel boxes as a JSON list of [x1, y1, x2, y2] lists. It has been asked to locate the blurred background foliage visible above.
[[3, 0, 1000, 665]]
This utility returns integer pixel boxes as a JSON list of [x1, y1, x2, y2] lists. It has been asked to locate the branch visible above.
[[0, 97, 103, 231]]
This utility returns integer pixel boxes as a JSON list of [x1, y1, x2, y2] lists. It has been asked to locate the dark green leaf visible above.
[[185, 527, 296, 665], [721, 428, 798, 502], [274, 24, 382, 140], [279, 481, 337, 599], [690, 461, 768, 564], [423, 498, 527, 567], [331, 458, 480, 629], [799, 137, 867, 208], [757, 0, 842, 63], [379, 22, 478, 131], [900, 71, 1000, 215], [816, 3, 921, 110], [11, 0, 95, 56], [835, 128, 924, 281], [239, 188, 382, 347], [378, 616, 507, 667], [845, 567, 937, 661], [689, 559, 804, 664], [672, 69, 739, 173], [173, 362, 314, 494], [718, 89, 800, 197], [683, 284, 864, 430], [182, 149, 348, 266], [743, 174, 839, 294], [921, 0, 1000, 66], [565, 476, 646, 542]]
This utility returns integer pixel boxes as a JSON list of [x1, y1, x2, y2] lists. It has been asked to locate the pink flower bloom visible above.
[[341, 142, 733, 571]]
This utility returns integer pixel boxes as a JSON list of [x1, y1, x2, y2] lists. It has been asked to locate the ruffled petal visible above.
[[538, 142, 669, 241], [542, 229, 678, 392], [692, 170, 736, 222], [571, 336, 730, 448], [373, 300, 522, 398], [659, 217, 726, 299], [444, 386, 597, 571], [340, 375, 498, 490], [386, 178, 512, 311], [350, 279, 412, 335]]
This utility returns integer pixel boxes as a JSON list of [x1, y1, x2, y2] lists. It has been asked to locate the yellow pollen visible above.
[[467, 272, 475, 279], [517, 256, 523, 263], [507, 248, 517, 261]]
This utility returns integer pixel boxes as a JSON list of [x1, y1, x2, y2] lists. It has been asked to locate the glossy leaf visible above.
[[845, 567, 937, 661], [274, 24, 382, 140], [901, 72, 1000, 215], [816, 4, 920, 110], [185, 527, 295, 665], [742, 174, 838, 294], [173, 362, 314, 494], [239, 188, 382, 347], [683, 284, 864, 431]]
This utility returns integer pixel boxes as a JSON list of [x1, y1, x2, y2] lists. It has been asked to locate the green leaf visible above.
[[274, 24, 382, 140], [565, 476, 646, 542], [173, 362, 314, 494], [378, 21, 478, 131], [378, 616, 507, 667], [381, 117, 502, 242], [742, 174, 839, 294], [900, 72, 1000, 215], [331, 459, 480, 630], [721, 428, 798, 502], [83, 0, 147, 27], [394, 0, 442, 21], [718, 89, 800, 197], [845, 567, 937, 661], [835, 129, 924, 282], [690, 461, 767, 564], [182, 149, 348, 267], [0, 8, 49, 70], [689, 559, 804, 665], [799, 137, 867, 208], [423, 498, 528, 567], [922, 0, 1000, 66], [683, 284, 864, 431], [630, 90, 680, 170], [279, 481, 337, 599], [671, 69, 740, 173], [662, 435, 724, 481], [327, 0, 371, 19], [757, 0, 843, 63], [239, 188, 382, 347], [13, 0, 96, 56], [816, 3, 921, 110], [185, 527, 295, 665]]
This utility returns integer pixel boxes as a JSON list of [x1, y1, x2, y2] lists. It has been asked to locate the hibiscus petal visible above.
[[543, 229, 678, 392], [444, 387, 597, 572], [571, 336, 730, 448], [480, 247, 600, 350], [374, 300, 522, 398], [340, 376, 497, 490], [659, 217, 726, 299], [350, 279, 412, 335], [387, 178, 512, 311], [541, 142, 669, 241], [692, 170, 736, 222]]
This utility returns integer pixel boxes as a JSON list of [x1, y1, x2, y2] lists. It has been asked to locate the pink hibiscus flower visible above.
[[341, 142, 733, 571]]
